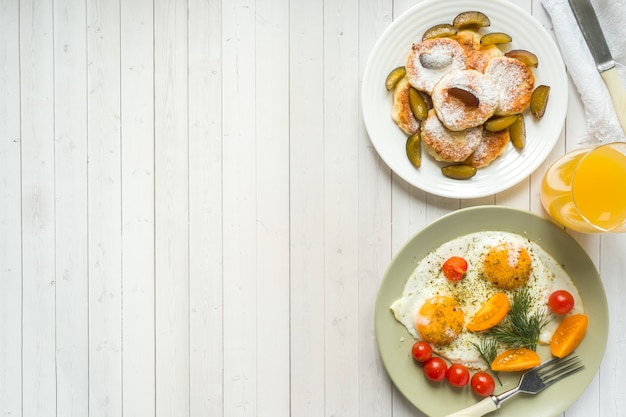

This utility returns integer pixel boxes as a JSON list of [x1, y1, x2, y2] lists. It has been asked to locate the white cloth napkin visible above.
[[541, 0, 626, 143]]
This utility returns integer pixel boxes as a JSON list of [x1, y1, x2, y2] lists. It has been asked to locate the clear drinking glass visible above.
[[540, 142, 626, 233]]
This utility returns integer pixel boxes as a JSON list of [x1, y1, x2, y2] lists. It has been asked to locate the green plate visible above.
[[374, 206, 608, 417]]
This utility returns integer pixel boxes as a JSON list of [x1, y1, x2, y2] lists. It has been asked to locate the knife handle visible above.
[[601, 67, 626, 135]]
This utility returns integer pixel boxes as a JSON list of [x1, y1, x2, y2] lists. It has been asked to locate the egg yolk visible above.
[[483, 242, 532, 290], [415, 296, 464, 346]]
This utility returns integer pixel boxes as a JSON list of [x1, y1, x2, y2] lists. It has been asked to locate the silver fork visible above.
[[444, 355, 584, 417]]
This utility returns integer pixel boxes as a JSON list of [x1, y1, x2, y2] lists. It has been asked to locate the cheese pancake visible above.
[[453, 30, 504, 73], [391, 77, 420, 135], [485, 57, 535, 116], [465, 128, 510, 168], [432, 69, 499, 131], [406, 37, 467, 95], [421, 109, 483, 162]]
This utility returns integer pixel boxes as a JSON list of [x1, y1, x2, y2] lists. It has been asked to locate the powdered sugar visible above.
[[420, 52, 454, 69]]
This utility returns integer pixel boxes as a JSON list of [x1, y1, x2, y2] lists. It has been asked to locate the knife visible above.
[[568, 0, 626, 135]]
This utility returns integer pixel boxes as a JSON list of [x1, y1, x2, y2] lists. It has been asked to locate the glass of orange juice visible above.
[[541, 142, 626, 233]]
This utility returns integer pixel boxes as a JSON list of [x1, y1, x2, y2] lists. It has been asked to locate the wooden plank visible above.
[[154, 0, 190, 414], [357, 0, 394, 416], [187, 0, 223, 415], [528, 0, 563, 214], [255, 0, 291, 416], [53, 0, 89, 415], [598, 233, 626, 416], [221, 0, 258, 414], [288, 0, 326, 414], [323, 0, 360, 414], [120, 0, 156, 416], [20, 0, 57, 415], [86, 0, 123, 414], [495, 180, 531, 209], [0, 1, 23, 415]]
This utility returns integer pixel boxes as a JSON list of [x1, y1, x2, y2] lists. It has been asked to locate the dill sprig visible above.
[[487, 286, 550, 351], [472, 338, 498, 366], [471, 338, 502, 385]]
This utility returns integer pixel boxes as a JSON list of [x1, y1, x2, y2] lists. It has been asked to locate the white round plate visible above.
[[361, 0, 567, 198]]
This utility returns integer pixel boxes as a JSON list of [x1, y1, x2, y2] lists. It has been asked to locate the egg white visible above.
[[390, 231, 584, 370]]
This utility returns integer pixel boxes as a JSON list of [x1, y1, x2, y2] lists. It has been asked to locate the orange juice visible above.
[[541, 143, 626, 233]]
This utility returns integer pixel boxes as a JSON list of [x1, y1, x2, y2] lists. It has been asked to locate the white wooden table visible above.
[[1, 0, 624, 416]]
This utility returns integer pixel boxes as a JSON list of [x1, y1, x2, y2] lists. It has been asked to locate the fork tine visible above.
[[535, 355, 584, 386], [531, 356, 562, 372], [541, 363, 585, 388], [536, 355, 581, 378], [541, 360, 583, 381]]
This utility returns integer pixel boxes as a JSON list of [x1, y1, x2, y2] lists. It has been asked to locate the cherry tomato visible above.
[[411, 341, 433, 363], [471, 372, 495, 397], [548, 290, 575, 315], [446, 363, 470, 387], [442, 256, 468, 281], [423, 357, 448, 382]]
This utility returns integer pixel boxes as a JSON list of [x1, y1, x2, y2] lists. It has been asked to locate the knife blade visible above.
[[568, 0, 626, 134]]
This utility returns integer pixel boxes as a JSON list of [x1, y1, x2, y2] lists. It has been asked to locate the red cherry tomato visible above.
[[442, 256, 468, 281], [548, 290, 575, 315], [471, 372, 495, 397], [411, 341, 433, 363], [446, 363, 470, 387], [423, 357, 448, 382]]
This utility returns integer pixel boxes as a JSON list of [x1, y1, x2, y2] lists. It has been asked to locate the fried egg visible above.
[[390, 231, 584, 370]]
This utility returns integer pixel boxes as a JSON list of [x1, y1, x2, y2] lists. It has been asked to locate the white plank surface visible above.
[[121, 0, 155, 415], [154, 0, 190, 414], [187, 0, 223, 415], [358, 2, 394, 416], [222, 0, 258, 415], [20, 1, 56, 415], [0, 0, 625, 416], [289, 0, 326, 415], [255, 1, 291, 416], [323, 0, 360, 415], [54, 0, 89, 415], [0, 1, 22, 416], [87, 0, 123, 414]]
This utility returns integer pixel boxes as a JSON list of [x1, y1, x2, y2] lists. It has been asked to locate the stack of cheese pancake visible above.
[[391, 28, 535, 169]]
